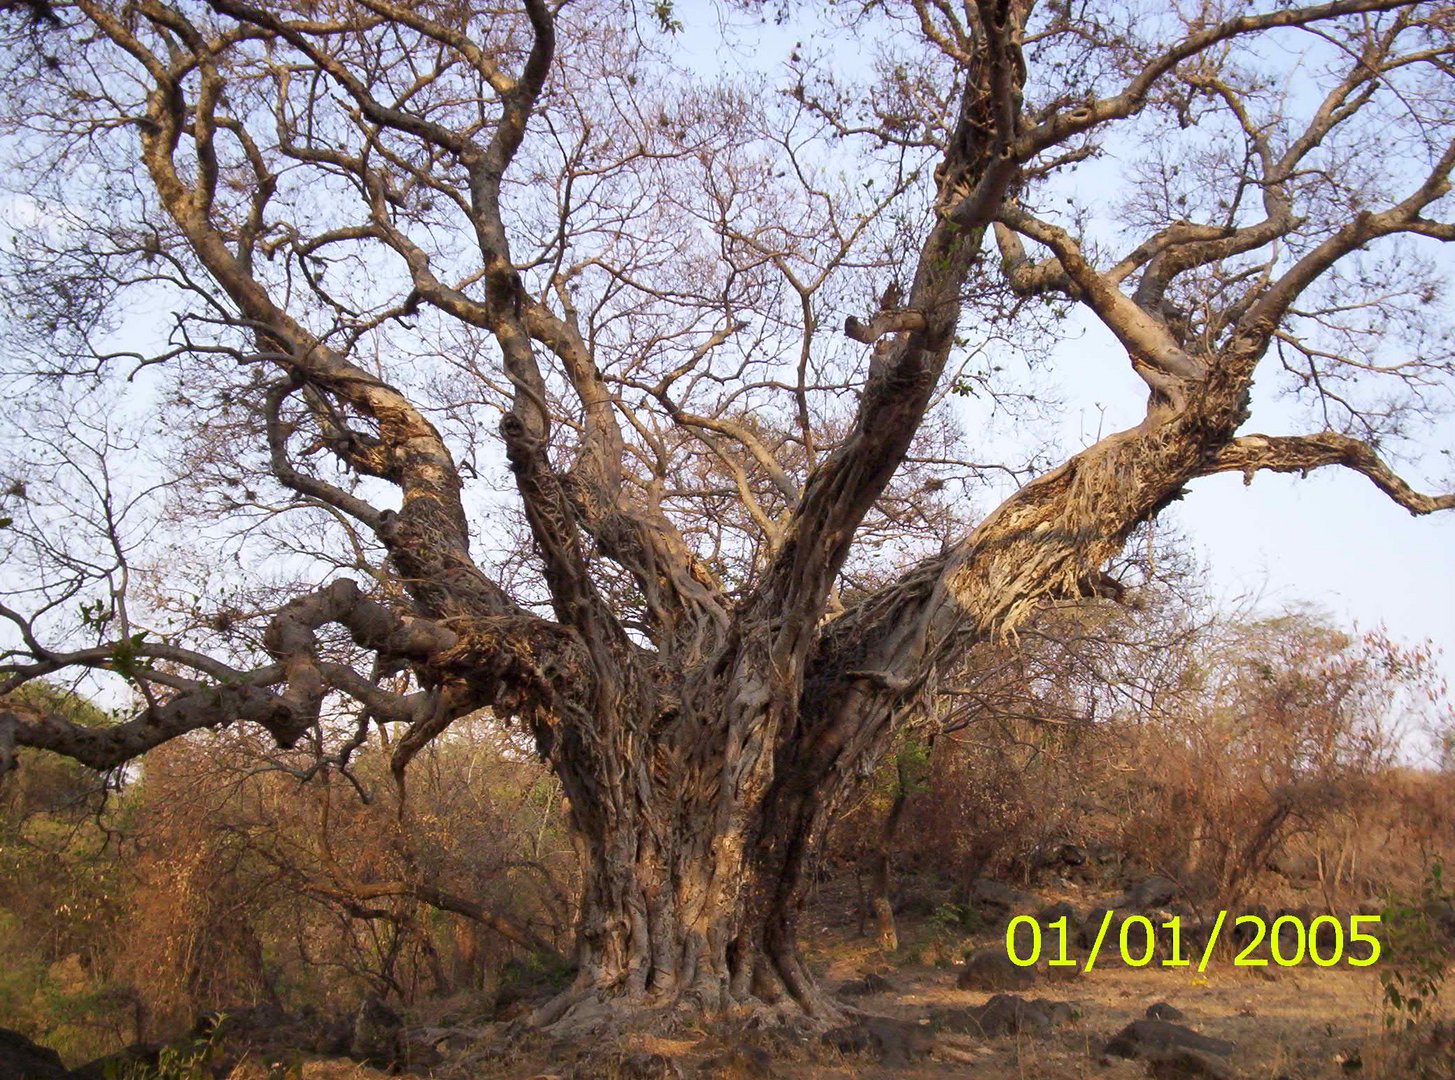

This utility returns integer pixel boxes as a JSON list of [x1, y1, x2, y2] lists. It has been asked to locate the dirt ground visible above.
[[403, 918, 1438, 1080], [198, 882, 1452, 1080], [799, 932, 1385, 1078]]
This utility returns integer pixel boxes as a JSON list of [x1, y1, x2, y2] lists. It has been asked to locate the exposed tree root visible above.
[[518, 981, 854, 1043]]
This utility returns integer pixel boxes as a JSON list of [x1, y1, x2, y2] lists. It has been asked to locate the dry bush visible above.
[[0, 709, 577, 1048], [114, 718, 576, 1034], [1288, 767, 1455, 906], [835, 603, 1451, 922], [895, 719, 1098, 889], [852, 584, 1190, 815], [1111, 617, 1437, 909], [827, 597, 1171, 921]]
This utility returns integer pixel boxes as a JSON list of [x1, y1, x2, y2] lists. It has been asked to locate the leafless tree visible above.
[[1, 0, 1453, 1028]]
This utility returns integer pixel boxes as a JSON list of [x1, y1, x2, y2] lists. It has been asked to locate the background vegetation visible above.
[[5, 587, 1452, 1066]]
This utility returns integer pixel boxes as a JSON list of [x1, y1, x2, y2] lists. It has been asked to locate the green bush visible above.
[[1381, 859, 1455, 1029]]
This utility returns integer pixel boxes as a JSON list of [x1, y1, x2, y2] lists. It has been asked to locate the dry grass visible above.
[[224, 1059, 417, 1079], [436, 914, 1430, 1080], [800, 919, 1395, 1079]]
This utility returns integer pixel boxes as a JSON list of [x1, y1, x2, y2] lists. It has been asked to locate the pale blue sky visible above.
[[1045, 309, 1455, 726]]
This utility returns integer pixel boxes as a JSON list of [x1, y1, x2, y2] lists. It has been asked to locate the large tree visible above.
[[1, 0, 1453, 1028]]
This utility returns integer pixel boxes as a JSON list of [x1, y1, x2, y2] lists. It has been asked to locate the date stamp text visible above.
[[1004, 912, 1382, 973]]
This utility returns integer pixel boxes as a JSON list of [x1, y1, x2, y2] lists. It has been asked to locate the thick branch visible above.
[[997, 205, 1206, 403], [1200, 432, 1455, 514], [0, 579, 560, 776]]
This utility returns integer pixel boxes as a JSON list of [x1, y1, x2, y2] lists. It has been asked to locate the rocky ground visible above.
[[5, 872, 1452, 1079]]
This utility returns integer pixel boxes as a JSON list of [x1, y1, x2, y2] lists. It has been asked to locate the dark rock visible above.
[[983, 996, 1070, 1033], [1031, 841, 1088, 869], [1309, 914, 1345, 958], [1006, 915, 1039, 957], [957, 946, 1036, 991], [0, 1028, 69, 1080], [934, 994, 1074, 1037], [70, 1044, 164, 1080], [1036, 900, 1079, 925], [1146, 1002, 1185, 1021], [1146, 1048, 1235, 1079], [824, 1016, 934, 1067], [838, 971, 896, 997], [1125, 875, 1178, 909], [1183, 919, 1216, 957], [1030, 841, 1083, 870], [1104, 1019, 1235, 1062], [1274, 915, 1306, 962], [971, 877, 1037, 912], [1076, 906, 1125, 950]]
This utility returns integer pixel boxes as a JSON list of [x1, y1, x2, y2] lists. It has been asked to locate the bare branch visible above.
[[1200, 431, 1455, 515]]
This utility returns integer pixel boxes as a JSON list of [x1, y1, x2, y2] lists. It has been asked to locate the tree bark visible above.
[[868, 753, 919, 953]]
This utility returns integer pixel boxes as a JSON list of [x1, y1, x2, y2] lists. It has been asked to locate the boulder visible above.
[[838, 971, 896, 997], [1125, 875, 1178, 909], [1274, 914, 1306, 961], [957, 947, 1036, 991], [1105, 1019, 1234, 1059], [971, 877, 1037, 912], [1308, 912, 1346, 958], [1076, 906, 1126, 949], [0, 1028, 69, 1080], [1036, 900, 1079, 925], [824, 1016, 934, 1067], [934, 994, 1075, 1037], [1146, 1002, 1185, 1021], [1059, 843, 1087, 866]]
